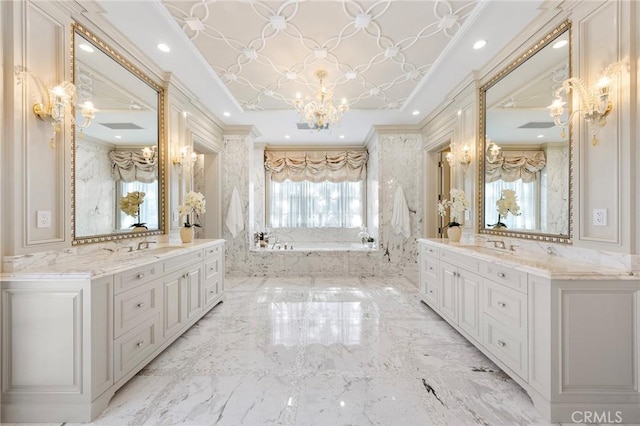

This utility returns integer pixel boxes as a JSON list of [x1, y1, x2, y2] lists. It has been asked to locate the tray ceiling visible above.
[[162, 0, 477, 112]]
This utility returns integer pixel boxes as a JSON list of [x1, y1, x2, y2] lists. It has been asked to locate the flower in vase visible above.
[[179, 191, 206, 227], [437, 188, 469, 227], [493, 189, 521, 227], [120, 191, 146, 227]]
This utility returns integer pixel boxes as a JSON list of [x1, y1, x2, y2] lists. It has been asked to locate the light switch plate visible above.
[[37, 210, 51, 228], [593, 208, 607, 226], [465, 210, 470, 220]]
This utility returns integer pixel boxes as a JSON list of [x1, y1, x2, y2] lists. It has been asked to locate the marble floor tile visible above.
[[87, 274, 553, 426]]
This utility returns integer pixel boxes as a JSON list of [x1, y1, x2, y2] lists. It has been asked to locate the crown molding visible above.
[[223, 125, 261, 140]]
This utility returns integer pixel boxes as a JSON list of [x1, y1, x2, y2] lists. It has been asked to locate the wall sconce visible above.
[[547, 61, 624, 146], [15, 67, 98, 148], [141, 146, 158, 165], [446, 144, 472, 173], [172, 146, 198, 167], [486, 139, 501, 162]]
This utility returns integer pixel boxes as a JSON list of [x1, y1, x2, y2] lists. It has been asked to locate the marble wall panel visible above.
[[75, 142, 115, 237], [193, 153, 205, 239], [378, 135, 423, 276], [544, 144, 569, 236]]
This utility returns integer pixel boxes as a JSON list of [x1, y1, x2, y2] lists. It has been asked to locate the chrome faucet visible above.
[[546, 246, 556, 255], [137, 241, 156, 250], [487, 239, 506, 249]]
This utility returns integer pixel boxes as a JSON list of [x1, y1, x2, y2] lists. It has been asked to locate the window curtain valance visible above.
[[264, 150, 368, 182], [485, 150, 546, 183], [109, 150, 157, 183]]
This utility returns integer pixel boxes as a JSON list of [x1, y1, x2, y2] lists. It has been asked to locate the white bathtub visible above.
[[256, 241, 376, 252]]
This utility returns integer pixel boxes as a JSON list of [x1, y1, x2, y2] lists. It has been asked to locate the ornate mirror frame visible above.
[[478, 20, 573, 244], [71, 23, 165, 245]]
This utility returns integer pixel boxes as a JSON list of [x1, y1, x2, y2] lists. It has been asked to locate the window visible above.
[[264, 149, 368, 229], [268, 179, 364, 228], [485, 179, 539, 229]]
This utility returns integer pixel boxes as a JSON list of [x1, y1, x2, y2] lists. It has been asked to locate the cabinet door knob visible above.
[[137, 273, 145, 279], [209, 290, 215, 294], [428, 290, 433, 294], [136, 341, 144, 348], [498, 302, 506, 308], [497, 340, 506, 348], [497, 272, 506, 278], [136, 302, 145, 308]]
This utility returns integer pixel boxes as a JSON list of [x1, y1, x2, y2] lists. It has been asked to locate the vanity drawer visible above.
[[114, 281, 162, 339], [205, 257, 222, 281], [114, 315, 161, 382], [115, 262, 160, 294], [421, 254, 439, 282], [204, 279, 221, 307], [423, 278, 439, 306], [440, 249, 479, 272], [163, 250, 203, 274], [483, 314, 528, 380], [204, 244, 223, 259], [421, 244, 439, 258], [479, 262, 527, 294], [482, 279, 527, 333]]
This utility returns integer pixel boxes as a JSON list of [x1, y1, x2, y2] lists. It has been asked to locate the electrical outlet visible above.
[[37, 210, 51, 228], [173, 211, 179, 222], [593, 208, 607, 226], [464, 210, 470, 221]]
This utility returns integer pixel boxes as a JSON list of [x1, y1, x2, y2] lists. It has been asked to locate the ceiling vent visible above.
[[518, 122, 555, 129], [297, 122, 329, 130], [99, 123, 144, 130]]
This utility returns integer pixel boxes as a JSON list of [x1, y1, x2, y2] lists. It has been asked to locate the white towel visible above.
[[225, 187, 244, 238], [391, 186, 411, 239]]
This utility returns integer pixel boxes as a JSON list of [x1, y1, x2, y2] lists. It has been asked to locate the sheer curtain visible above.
[[484, 179, 539, 230], [269, 180, 363, 228]]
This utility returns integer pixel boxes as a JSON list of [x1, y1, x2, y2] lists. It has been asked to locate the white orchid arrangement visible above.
[[120, 191, 146, 228], [437, 188, 469, 227], [178, 191, 206, 228], [492, 189, 521, 228]]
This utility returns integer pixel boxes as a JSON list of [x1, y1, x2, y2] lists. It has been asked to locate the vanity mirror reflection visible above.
[[72, 24, 165, 244], [479, 20, 571, 243]]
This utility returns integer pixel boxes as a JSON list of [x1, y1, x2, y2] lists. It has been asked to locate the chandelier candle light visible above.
[[294, 70, 349, 131], [178, 191, 206, 243], [437, 188, 469, 243]]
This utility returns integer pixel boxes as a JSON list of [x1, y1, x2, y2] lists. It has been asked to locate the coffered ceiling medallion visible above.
[[163, 0, 477, 112]]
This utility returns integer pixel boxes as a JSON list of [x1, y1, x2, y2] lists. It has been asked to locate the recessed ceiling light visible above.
[[223, 111, 231, 117], [243, 48, 257, 60], [286, 72, 297, 80], [346, 71, 357, 80], [339, 135, 345, 139], [537, 134, 545, 138], [314, 48, 327, 59], [552, 40, 568, 49], [157, 43, 171, 53], [284, 135, 290, 139], [79, 43, 94, 53], [412, 110, 420, 116], [114, 135, 122, 139], [473, 40, 487, 50]]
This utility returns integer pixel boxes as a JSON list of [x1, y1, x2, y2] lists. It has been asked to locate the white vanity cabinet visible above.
[[418, 238, 640, 423], [0, 239, 225, 423]]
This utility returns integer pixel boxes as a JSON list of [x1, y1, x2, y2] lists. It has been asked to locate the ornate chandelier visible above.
[[293, 70, 348, 130]]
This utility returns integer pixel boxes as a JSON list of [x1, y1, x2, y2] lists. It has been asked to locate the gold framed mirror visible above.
[[478, 20, 572, 243], [71, 23, 165, 245]]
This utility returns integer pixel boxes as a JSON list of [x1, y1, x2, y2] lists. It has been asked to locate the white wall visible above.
[[422, 0, 640, 255], [0, 0, 224, 273]]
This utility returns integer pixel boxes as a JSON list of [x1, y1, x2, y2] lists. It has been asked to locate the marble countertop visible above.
[[418, 238, 638, 280], [1, 239, 225, 281]]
